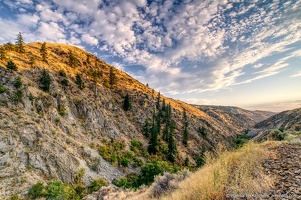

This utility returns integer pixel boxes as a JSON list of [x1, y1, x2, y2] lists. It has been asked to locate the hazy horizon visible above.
[[1, 0, 300, 111]]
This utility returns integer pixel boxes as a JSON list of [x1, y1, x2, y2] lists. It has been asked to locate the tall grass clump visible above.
[[161, 142, 277, 200]]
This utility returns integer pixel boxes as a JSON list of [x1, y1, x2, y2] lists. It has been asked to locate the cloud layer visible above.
[[0, 0, 300, 110]]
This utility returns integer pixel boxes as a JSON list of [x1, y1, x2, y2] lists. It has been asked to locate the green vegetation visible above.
[[148, 112, 159, 154], [40, 42, 48, 62], [15, 32, 25, 53], [109, 66, 117, 86], [13, 76, 22, 89], [143, 119, 150, 137], [0, 85, 7, 93], [234, 134, 251, 148], [123, 93, 131, 111], [69, 51, 79, 67], [27, 168, 108, 199], [39, 69, 51, 92], [58, 69, 67, 77], [182, 109, 189, 146], [12, 90, 24, 103], [6, 60, 18, 71], [29, 55, 35, 67], [268, 129, 286, 141], [198, 126, 207, 138], [75, 73, 85, 90]]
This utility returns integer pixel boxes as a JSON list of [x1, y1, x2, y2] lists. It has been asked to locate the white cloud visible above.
[[290, 71, 301, 78], [81, 34, 98, 45]]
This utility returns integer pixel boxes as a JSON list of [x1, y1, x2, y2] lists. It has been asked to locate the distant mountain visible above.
[[255, 107, 301, 131], [194, 105, 275, 132]]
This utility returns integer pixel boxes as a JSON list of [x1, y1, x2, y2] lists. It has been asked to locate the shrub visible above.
[[61, 78, 69, 86], [6, 60, 18, 71], [13, 76, 22, 89], [39, 69, 51, 92], [28, 182, 45, 199], [119, 157, 130, 167], [0, 85, 7, 93], [46, 181, 64, 199], [132, 157, 143, 168], [58, 69, 67, 77], [87, 178, 108, 194], [12, 90, 23, 103], [234, 134, 251, 148], [268, 130, 286, 141]]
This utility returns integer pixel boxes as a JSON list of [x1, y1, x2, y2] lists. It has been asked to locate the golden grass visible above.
[[159, 141, 278, 200]]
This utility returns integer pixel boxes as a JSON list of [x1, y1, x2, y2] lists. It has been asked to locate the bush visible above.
[[149, 170, 190, 198], [119, 157, 130, 167], [87, 178, 108, 194], [13, 76, 22, 89], [58, 69, 67, 77], [28, 182, 45, 199], [268, 130, 286, 141], [61, 78, 69, 86], [6, 60, 17, 71], [39, 69, 51, 92], [0, 85, 7, 93], [46, 181, 64, 199], [12, 90, 23, 103], [234, 134, 251, 148]]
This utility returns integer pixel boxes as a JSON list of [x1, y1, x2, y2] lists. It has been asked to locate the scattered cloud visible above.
[[290, 71, 301, 78]]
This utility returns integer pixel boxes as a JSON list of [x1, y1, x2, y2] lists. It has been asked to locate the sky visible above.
[[0, 0, 301, 112]]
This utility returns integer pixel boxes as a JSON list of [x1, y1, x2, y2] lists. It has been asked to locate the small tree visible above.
[[13, 76, 22, 89], [6, 60, 18, 71], [182, 109, 189, 146], [4, 42, 15, 51], [39, 69, 51, 92], [69, 51, 78, 67], [75, 73, 85, 90], [15, 32, 25, 53], [143, 119, 150, 137], [0, 46, 6, 60], [148, 112, 159, 154], [156, 92, 161, 109], [167, 131, 176, 163], [109, 66, 117, 86], [40, 42, 48, 62], [123, 93, 131, 111], [29, 55, 35, 67]]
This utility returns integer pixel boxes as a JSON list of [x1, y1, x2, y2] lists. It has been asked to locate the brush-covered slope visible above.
[[255, 107, 301, 131], [0, 42, 238, 198], [195, 105, 275, 132]]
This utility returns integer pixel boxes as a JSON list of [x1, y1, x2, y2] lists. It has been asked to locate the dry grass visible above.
[[157, 141, 278, 200]]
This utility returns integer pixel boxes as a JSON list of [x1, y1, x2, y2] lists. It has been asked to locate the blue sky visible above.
[[1, 0, 301, 112]]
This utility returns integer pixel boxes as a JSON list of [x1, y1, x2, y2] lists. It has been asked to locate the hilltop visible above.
[[0, 42, 239, 199], [195, 105, 275, 132]]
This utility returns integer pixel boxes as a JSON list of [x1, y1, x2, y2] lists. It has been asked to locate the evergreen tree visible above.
[[167, 121, 176, 163], [69, 51, 78, 67], [0, 46, 6, 60], [148, 112, 158, 154], [29, 55, 35, 67], [86, 54, 91, 65], [182, 109, 189, 146], [163, 104, 172, 141], [13, 76, 22, 89], [15, 32, 25, 53], [184, 157, 189, 167], [6, 60, 18, 71], [156, 92, 160, 109], [39, 69, 51, 92], [40, 42, 48, 62], [75, 73, 85, 90], [143, 119, 150, 137], [123, 93, 131, 111], [109, 67, 117, 86]]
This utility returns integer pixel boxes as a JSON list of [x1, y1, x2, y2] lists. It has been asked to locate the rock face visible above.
[[196, 105, 275, 132], [263, 143, 301, 199], [255, 108, 301, 131], [0, 42, 239, 198]]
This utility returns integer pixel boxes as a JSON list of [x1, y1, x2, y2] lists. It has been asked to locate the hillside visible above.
[[195, 105, 275, 132], [255, 107, 301, 131], [0, 42, 239, 198]]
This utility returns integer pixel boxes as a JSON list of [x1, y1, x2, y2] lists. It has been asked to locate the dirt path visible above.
[[264, 143, 301, 199]]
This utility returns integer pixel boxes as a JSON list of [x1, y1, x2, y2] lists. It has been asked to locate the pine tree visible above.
[[0, 46, 6, 60], [69, 51, 78, 67], [13, 76, 22, 89], [167, 121, 176, 163], [123, 93, 131, 111], [143, 119, 150, 137], [6, 60, 18, 71], [182, 109, 189, 146], [109, 67, 116, 86], [39, 69, 51, 92], [15, 32, 25, 53], [29, 55, 35, 67], [40, 42, 48, 62], [148, 112, 159, 154], [75, 73, 85, 90], [156, 92, 160, 109]]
